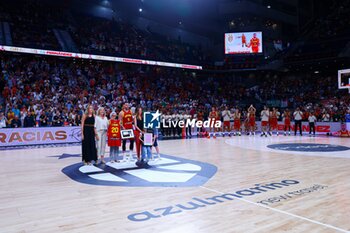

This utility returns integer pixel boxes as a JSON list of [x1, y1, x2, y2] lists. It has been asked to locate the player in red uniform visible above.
[[332, 123, 350, 137], [247, 105, 256, 135], [269, 108, 280, 135], [247, 33, 260, 53], [107, 112, 121, 162], [196, 108, 204, 137], [119, 103, 135, 161], [242, 33, 246, 47], [282, 109, 291, 136], [208, 107, 219, 138], [232, 109, 241, 136]]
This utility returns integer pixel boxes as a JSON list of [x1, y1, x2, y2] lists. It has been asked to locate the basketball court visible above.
[[1, 135, 349, 233]]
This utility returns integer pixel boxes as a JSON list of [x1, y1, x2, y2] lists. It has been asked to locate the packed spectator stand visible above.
[[1, 53, 349, 129]]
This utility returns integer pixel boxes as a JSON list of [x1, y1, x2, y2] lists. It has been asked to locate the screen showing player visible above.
[[225, 32, 263, 54], [338, 69, 350, 89], [339, 71, 350, 88]]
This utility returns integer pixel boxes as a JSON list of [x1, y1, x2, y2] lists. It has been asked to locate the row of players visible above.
[[160, 106, 317, 137]]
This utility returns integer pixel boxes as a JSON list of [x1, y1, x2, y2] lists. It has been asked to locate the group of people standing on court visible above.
[[205, 105, 319, 138], [81, 103, 160, 166]]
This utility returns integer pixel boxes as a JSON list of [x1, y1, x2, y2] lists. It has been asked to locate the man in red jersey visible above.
[[119, 103, 134, 161], [242, 33, 246, 47], [248, 33, 260, 53], [208, 107, 219, 138]]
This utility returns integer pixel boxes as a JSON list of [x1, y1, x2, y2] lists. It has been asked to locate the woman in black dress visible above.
[[134, 107, 144, 161], [81, 105, 99, 165]]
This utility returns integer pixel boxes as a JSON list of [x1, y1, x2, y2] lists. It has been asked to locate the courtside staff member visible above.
[[308, 112, 317, 136], [293, 108, 303, 136]]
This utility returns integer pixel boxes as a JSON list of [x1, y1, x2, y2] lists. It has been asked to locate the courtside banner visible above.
[[0, 45, 202, 70], [0, 127, 81, 147]]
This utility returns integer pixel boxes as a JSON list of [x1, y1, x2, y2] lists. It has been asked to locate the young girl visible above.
[[140, 128, 155, 162], [152, 127, 161, 160], [107, 112, 121, 163]]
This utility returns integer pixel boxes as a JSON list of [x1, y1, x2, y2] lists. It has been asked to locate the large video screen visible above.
[[225, 32, 263, 54], [338, 69, 350, 89]]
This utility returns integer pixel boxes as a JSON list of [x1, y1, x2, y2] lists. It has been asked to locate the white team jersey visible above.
[[294, 111, 303, 120], [261, 110, 269, 121], [276, 111, 280, 118], [222, 110, 231, 121], [308, 115, 317, 123]]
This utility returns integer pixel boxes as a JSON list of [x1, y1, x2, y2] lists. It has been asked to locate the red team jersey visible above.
[[270, 112, 278, 129], [242, 34, 246, 44], [284, 113, 291, 126], [122, 110, 133, 129], [209, 111, 218, 120], [250, 38, 260, 53], [249, 113, 255, 127], [107, 119, 121, 147], [197, 112, 204, 121], [233, 113, 241, 130]]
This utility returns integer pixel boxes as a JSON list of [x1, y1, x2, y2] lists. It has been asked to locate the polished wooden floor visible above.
[[0, 135, 350, 233]]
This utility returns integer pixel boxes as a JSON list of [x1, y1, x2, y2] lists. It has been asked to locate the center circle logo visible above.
[[62, 154, 217, 187], [267, 143, 350, 152]]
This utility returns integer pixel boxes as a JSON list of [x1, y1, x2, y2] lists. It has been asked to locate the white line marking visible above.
[[200, 186, 349, 233]]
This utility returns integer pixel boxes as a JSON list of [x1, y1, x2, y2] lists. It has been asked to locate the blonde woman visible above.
[[95, 107, 109, 164], [81, 105, 98, 165]]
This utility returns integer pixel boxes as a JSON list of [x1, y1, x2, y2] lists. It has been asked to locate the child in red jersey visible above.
[[107, 112, 121, 162]]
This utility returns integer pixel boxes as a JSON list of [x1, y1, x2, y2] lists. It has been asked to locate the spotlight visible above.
[[139, 8, 143, 12], [267, 5, 271, 8]]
